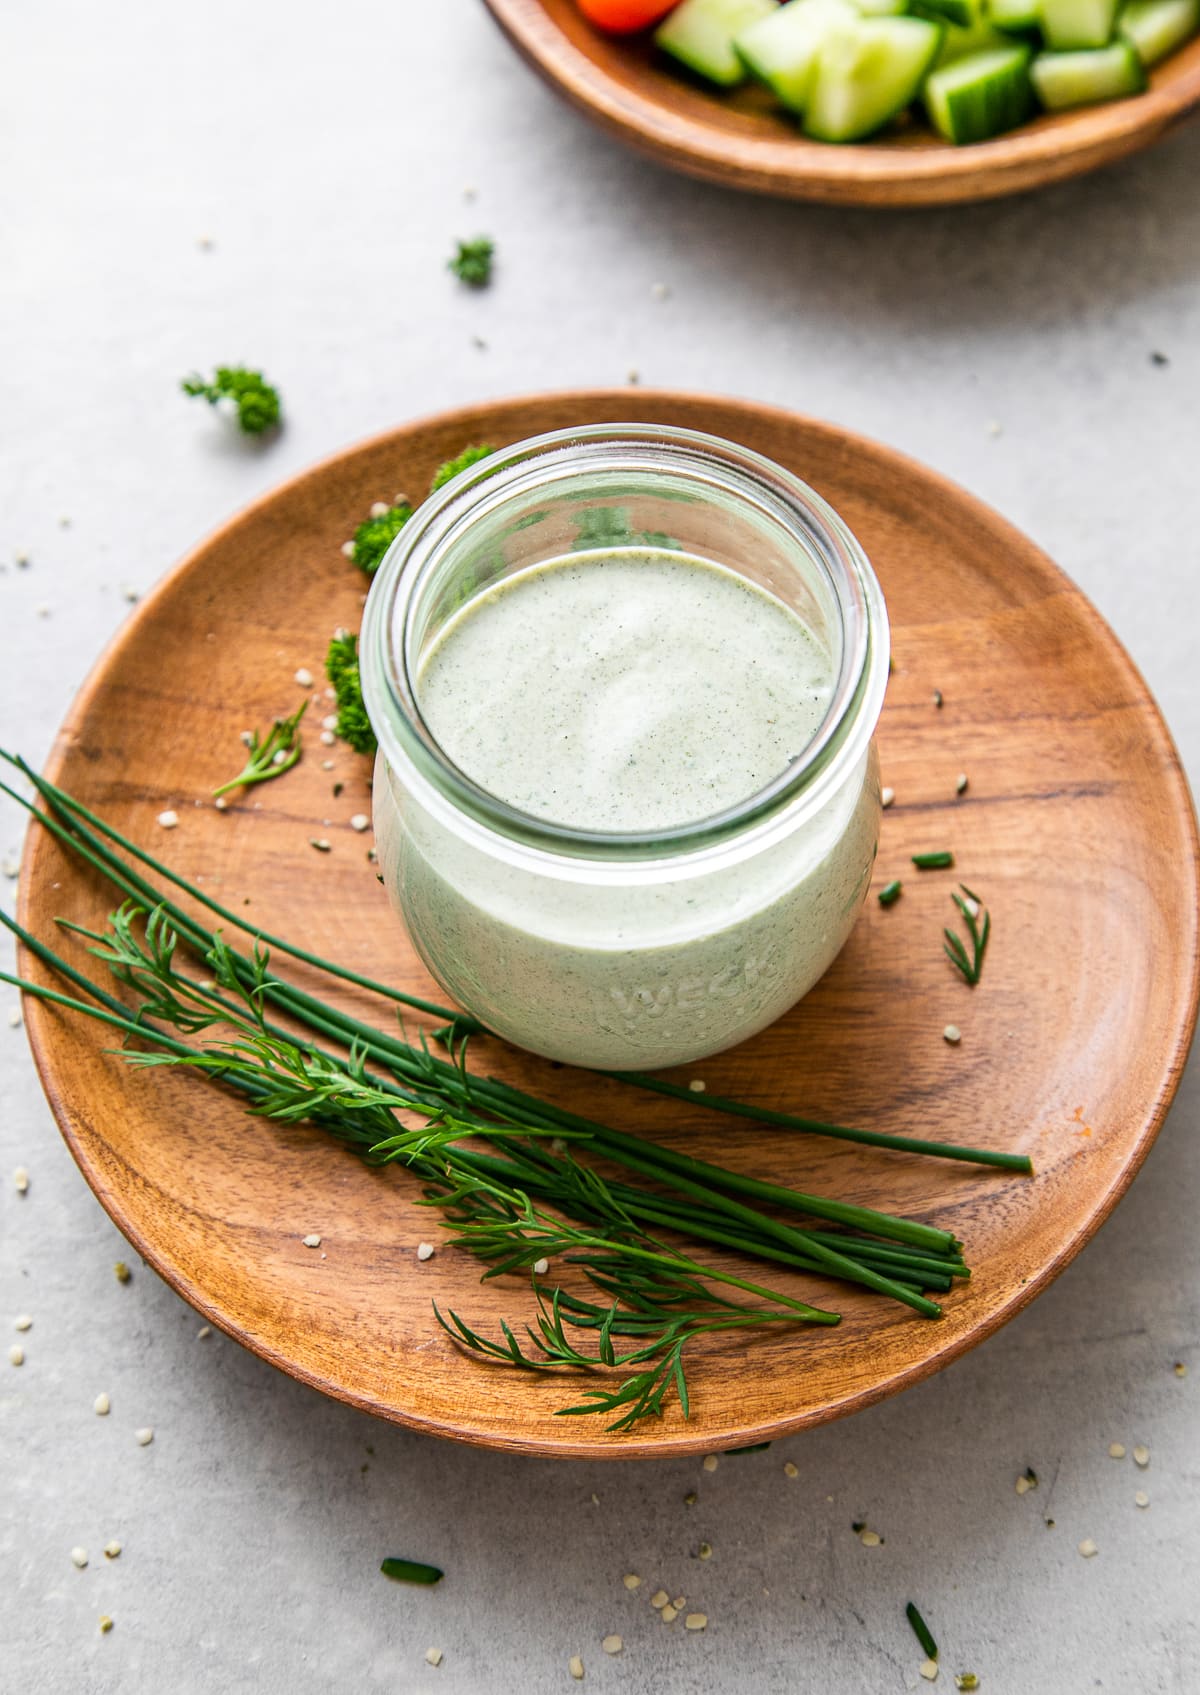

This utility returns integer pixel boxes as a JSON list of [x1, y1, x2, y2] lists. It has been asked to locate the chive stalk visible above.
[[1, 755, 476, 1026], [4, 759, 1026, 1175], [381, 1559, 443, 1585], [605, 1072, 1030, 1175], [906, 1601, 938, 1660]]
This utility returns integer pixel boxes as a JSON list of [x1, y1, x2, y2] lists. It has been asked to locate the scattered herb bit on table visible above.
[[381, 1557, 443, 1585], [944, 883, 991, 986], [213, 702, 307, 799], [448, 236, 495, 288], [912, 850, 955, 870], [181, 366, 281, 436], [906, 1601, 939, 1660]]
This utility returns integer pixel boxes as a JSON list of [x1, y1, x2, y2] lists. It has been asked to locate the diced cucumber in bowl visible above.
[[736, 0, 860, 110], [1031, 37, 1145, 101], [1120, 0, 1200, 63], [913, 0, 978, 28], [924, 41, 1034, 136], [655, 0, 776, 84], [631, 0, 1199, 142], [1039, 0, 1121, 48], [986, 0, 1042, 32], [936, 14, 1018, 63], [804, 15, 944, 138]]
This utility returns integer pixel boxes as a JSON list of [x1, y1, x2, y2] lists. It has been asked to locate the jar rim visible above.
[[361, 422, 889, 863]]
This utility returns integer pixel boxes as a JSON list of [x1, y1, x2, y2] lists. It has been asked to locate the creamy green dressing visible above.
[[417, 550, 834, 833], [375, 546, 879, 1069]]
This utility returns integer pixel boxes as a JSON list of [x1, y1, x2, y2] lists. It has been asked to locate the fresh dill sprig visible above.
[[437, 1278, 821, 1434], [213, 701, 307, 799], [448, 236, 494, 288], [432, 1208, 834, 1435], [181, 366, 281, 435], [944, 883, 990, 987]]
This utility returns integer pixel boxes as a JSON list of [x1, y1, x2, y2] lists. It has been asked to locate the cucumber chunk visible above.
[[804, 16, 944, 139], [1031, 37, 1146, 100], [924, 41, 1034, 138], [936, 14, 1016, 62], [736, 0, 860, 110], [914, 0, 979, 27], [987, 0, 1041, 31], [1039, 0, 1121, 49], [655, 0, 777, 84], [1119, 0, 1200, 63]]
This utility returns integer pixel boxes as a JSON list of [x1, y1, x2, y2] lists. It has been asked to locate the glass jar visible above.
[[361, 423, 889, 1072]]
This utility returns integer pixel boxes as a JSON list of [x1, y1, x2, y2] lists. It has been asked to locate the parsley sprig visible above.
[[448, 236, 494, 287], [182, 366, 281, 435]]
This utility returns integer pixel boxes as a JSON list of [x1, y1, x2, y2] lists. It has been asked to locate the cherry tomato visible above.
[[576, 0, 680, 33]]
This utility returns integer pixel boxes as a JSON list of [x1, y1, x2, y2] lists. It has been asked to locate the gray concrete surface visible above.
[[2, 0, 1198, 1689]]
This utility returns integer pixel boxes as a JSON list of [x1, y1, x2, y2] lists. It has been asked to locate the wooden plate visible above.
[[482, 0, 1200, 206], [18, 389, 1199, 1458]]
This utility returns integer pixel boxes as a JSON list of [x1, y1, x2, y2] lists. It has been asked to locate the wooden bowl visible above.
[[17, 389, 1200, 1457], [482, 0, 1200, 205]]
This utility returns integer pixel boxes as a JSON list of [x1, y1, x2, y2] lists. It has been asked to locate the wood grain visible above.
[[17, 389, 1200, 1458], [482, 0, 1200, 206]]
